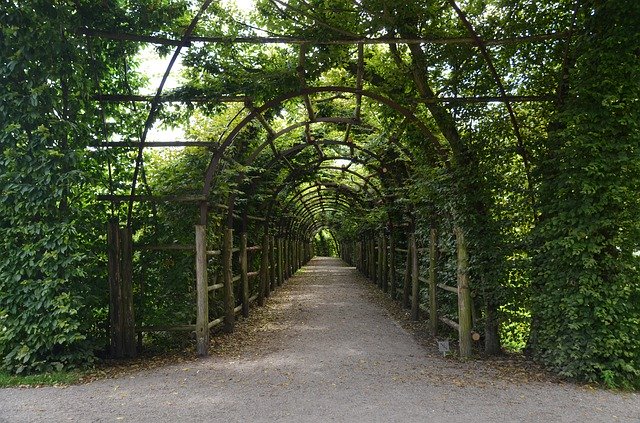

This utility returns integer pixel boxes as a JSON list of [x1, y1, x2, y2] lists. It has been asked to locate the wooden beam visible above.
[[80, 27, 568, 47], [93, 94, 247, 103], [98, 194, 206, 203], [95, 141, 217, 148]]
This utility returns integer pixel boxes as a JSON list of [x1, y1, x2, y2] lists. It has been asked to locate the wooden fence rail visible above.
[[346, 225, 476, 359], [108, 221, 309, 358]]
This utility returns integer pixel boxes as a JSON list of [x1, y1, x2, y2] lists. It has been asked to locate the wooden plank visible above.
[[222, 228, 235, 333], [247, 271, 260, 278], [208, 316, 224, 329], [439, 316, 460, 331], [437, 283, 458, 294], [455, 226, 473, 359], [208, 283, 224, 292], [395, 247, 409, 253], [195, 225, 209, 356], [207, 249, 222, 256]]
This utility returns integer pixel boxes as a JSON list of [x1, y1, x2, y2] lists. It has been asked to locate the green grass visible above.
[[0, 370, 84, 388]]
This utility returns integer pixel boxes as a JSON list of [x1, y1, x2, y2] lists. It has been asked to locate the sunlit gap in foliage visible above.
[[313, 229, 339, 257]]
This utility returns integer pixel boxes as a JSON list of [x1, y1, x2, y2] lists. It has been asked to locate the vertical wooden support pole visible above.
[[455, 226, 473, 359], [108, 220, 123, 358], [195, 225, 209, 356], [429, 227, 438, 336], [376, 236, 381, 287], [222, 228, 235, 333], [278, 237, 284, 285], [259, 231, 269, 304], [403, 238, 411, 309], [389, 230, 396, 299], [410, 233, 420, 321], [370, 238, 375, 281], [381, 234, 388, 293], [120, 226, 135, 358], [240, 232, 249, 318], [283, 238, 289, 279], [269, 235, 276, 291]]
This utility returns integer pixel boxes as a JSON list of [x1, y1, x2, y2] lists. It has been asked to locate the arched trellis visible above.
[[90, 0, 579, 365]]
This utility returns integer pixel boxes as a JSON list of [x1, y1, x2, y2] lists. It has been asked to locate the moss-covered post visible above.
[[195, 224, 209, 356], [403, 236, 411, 309], [259, 228, 269, 305], [389, 227, 396, 300], [428, 227, 438, 336], [410, 233, 419, 321], [240, 231, 249, 318], [455, 226, 472, 359], [381, 232, 388, 293], [222, 227, 235, 333]]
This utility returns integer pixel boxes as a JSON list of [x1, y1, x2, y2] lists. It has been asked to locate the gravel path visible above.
[[1, 257, 638, 422]]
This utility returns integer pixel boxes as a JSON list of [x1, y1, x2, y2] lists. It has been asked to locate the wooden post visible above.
[[403, 238, 411, 309], [269, 235, 276, 291], [283, 238, 289, 279], [455, 226, 473, 359], [389, 230, 396, 299], [429, 227, 438, 336], [240, 232, 249, 318], [120, 226, 135, 358], [410, 233, 419, 321], [222, 228, 235, 333], [381, 234, 388, 293], [259, 230, 269, 305], [108, 220, 136, 359], [108, 219, 123, 358], [278, 237, 284, 285], [376, 236, 381, 287], [195, 225, 209, 356], [370, 238, 376, 281]]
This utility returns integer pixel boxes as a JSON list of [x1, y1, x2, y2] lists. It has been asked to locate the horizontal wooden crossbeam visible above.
[[80, 28, 568, 47]]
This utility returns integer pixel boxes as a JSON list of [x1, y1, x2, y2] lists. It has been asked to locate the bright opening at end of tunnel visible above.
[[313, 229, 339, 257]]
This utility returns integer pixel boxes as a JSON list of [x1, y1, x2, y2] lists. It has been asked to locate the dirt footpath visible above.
[[1, 257, 638, 422]]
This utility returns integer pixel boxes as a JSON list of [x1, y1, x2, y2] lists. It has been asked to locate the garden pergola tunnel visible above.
[[98, 1, 564, 360], [4, 0, 638, 388]]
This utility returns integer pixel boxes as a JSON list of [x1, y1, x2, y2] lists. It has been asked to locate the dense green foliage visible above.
[[1, 0, 638, 389], [0, 0, 189, 373], [530, 1, 640, 388]]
